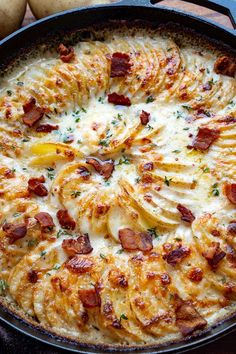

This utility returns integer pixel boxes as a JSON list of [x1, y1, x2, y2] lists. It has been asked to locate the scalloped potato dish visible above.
[[0, 23, 236, 348]]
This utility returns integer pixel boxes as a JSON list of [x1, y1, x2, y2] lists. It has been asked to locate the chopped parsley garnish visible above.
[[147, 227, 159, 239], [0, 280, 8, 295], [98, 96, 105, 104], [120, 313, 128, 320], [22, 138, 30, 142], [40, 250, 47, 257], [117, 155, 131, 165], [46, 167, 55, 180], [13, 212, 21, 217], [146, 95, 154, 104], [56, 229, 71, 238], [116, 249, 124, 254], [211, 183, 220, 196], [182, 105, 192, 111], [28, 239, 37, 247], [164, 176, 172, 186], [71, 190, 81, 198], [176, 110, 184, 119], [135, 177, 141, 184], [172, 150, 181, 153], [100, 253, 106, 259], [7, 90, 12, 96], [203, 167, 210, 173], [17, 81, 24, 87], [99, 139, 109, 147], [147, 124, 153, 130], [53, 264, 61, 270]]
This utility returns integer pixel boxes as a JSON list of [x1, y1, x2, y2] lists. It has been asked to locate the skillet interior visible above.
[[0, 1, 236, 352]]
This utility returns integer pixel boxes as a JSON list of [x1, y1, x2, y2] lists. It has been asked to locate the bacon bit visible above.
[[108, 93, 131, 106], [188, 268, 203, 282], [22, 97, 45, 127], [2, 222, 27, 244], [4, 169, 15, 179], [141, 174, 154, 184], [163, 245, 191, 266], [214, 56, 236, 77], [58, 43, 75, 63], [108, 269, 128, 288], [217, 116, 236, 125], [86, 157, 114, 180], [177, 204, 195, 224], [65, 255, 93, 274], [175, 296, 207, 336], [77, 166, 90, 180], [110, 52, 131, 77], [142, 162, 154, 171], [28, 176, 48, 197], [57, 209, 76, 230], [95, 204, 110, 217], [91, 122, 99, 131], [135, 297, 146, 310], [202, 242, 226, 269], [188, 127, 220, 151], [34, 212, 55, 230], [140, 110, 150, 125], [143, 194, 152, 203], [51, 277, 67, 292], [119, 228, 153, 252], [62, 234, 93, 257], [211, 229, 220, 237], [225, 183, 236, 205], [202, 82, 212, 91], [227, 221, 236, 235], [160, 272, 171, 285], [27, 270, 38, 284], [78, 288, 101, 308], [103, 301, 122, 329], [36, 124, 59, 133]]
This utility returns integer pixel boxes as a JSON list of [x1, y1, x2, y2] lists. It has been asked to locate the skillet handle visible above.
[[117, 0, 236, 29], [151, 0, 236, 29]]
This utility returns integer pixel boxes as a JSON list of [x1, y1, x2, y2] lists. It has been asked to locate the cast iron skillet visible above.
[[0, 0, 236, 352]]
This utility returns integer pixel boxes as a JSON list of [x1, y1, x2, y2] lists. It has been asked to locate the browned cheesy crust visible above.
[[0, 23, 236, 348]]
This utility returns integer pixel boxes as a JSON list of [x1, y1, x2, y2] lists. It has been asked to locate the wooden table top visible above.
[[1, 1, 235, 354]]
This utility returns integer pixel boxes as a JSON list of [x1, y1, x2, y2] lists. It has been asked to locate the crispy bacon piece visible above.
[[108, 93, 131, 106], [103, 300, 122, 329], [188, 267, 203, 282], [77, 166, 91, 180], [160, 272, 171, 285], [4, 169, 15, 179], [86, 157, 114, 180], [28, 176, 48, 197], [140, 110, 150, 125], [2, 222, 27, 244], [142, 162, 154, 171], [228, 221, 236, 235], [27, 270, 38, 284], [177, 204, 195, 224], [110, 52, 131, 77], [65, 255, 93, 274], [214, 56, 236, 77], [225, 183, 236, 205], [217, 116, 236, 125], [58, 43, 75, 63], [62, 234, 93, 256], [78, 288, 101, 308], [108, 269, 128, 288], [202, 242, 226, 269], [175, 296, 207, 336], [188, 127, 220, 151], [56, 209, 76, 230], [118, 228, 153, 252], [22, 97, 45, 127], [34, 212, 55, 230], [36, 124, 59, 133], [163, 245, 191, 266]]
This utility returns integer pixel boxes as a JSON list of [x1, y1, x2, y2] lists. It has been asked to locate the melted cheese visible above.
[[0, 25, 236, 347]]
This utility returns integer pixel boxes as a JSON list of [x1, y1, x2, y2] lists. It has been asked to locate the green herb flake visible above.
[[203, 167, 210, 173], [147, 227, 159, 239], [100, 253, 106, 260], [164, 176, 172, 186], [53, 264, 61, 270], [182, 105, 192, 112], [0, 280, 8, 295], [7, 90, 12, 96], [211, 183, 220, 197], [46, 167, 55, 180], [118, 155, 130, 165], [120, 313, 128, 320], [146, 96, 154, 104], [71, 190, 81, 198], [172, 150, 181, 153], [13, 212, 21, 217], [116, 249, 124, 254], [40, 250, 47, 257]]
